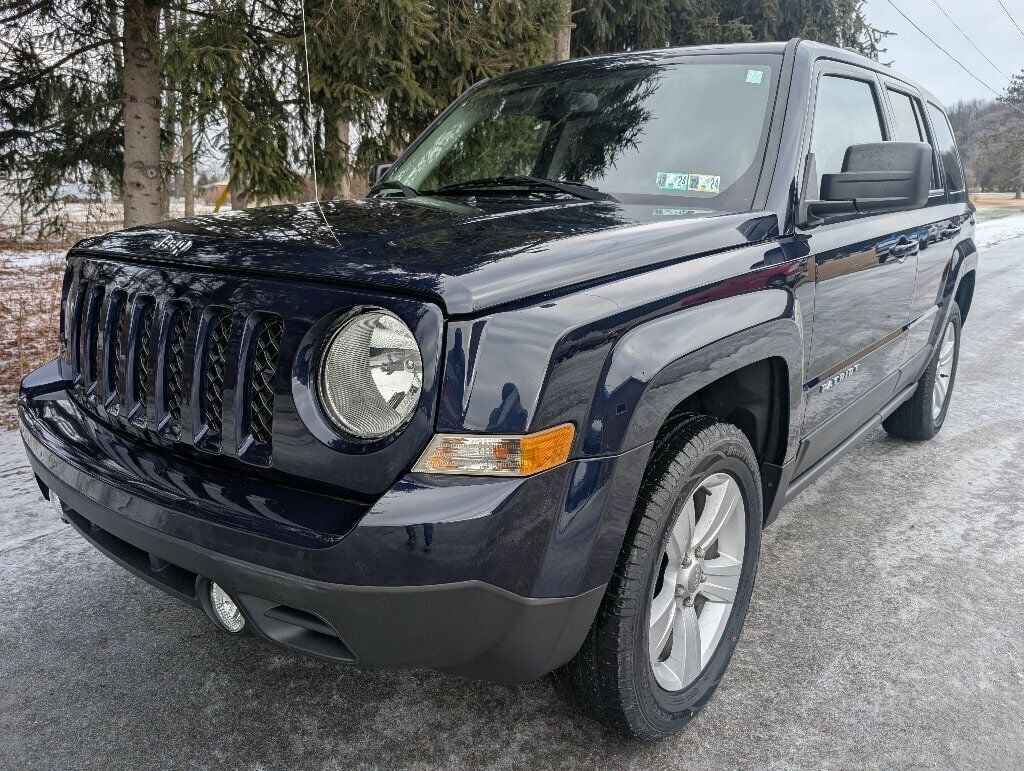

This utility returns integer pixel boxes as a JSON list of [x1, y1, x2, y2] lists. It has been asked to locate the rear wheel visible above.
[[883, 302, 961, 440], [552, 416, 762, 740]]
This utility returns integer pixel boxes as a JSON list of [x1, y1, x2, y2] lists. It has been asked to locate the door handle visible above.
[[887, 239, 918, 263], [942, 223, 962, 238]]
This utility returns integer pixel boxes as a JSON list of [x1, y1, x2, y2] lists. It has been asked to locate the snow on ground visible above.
[[974, 212, 1024, 250], [0, 247, 67, 268], [0, 427, 62, 548]]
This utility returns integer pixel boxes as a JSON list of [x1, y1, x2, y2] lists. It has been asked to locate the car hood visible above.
[[73, 197, 777, 315]]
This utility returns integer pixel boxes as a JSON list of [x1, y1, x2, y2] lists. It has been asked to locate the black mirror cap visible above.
[[818, 142, 932, 215], [369, 162, 393, 187]]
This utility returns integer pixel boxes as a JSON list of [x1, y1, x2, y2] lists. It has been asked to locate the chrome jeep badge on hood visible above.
[[153, 234, 192, 256]]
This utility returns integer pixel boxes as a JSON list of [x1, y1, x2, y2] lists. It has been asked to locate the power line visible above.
[[995, 0, 1024, 41], [885, 0, 1024, 117], [929, 0, 1010, 81]]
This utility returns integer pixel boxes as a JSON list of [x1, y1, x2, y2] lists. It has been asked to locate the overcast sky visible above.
[[864, 0, 1024, 105]]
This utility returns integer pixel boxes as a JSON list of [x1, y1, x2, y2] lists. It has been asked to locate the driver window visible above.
[[810, 75, 885, 191]]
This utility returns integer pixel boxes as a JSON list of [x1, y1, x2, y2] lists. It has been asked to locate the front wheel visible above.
[[552, 416, 762, 740]]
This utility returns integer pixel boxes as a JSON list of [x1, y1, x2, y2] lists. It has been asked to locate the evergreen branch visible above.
[[0, 0, 50, 25], [1, 98, 122, 141], [175, 5, 278, 36], [0, 36, 121, 92]]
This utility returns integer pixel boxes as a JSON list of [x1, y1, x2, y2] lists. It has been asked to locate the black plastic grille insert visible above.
[[248, 316, 283, 446], [202, 309, 233, 436]]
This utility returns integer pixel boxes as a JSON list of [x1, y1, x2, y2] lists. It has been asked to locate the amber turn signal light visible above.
[[412, 423, 575, 477]]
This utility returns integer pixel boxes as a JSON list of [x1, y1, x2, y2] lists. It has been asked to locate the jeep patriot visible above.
[[19, 39, 976, 739]]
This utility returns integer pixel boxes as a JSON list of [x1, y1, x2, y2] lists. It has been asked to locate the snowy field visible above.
[[0, 196, 218, 242], [974, 211, 1024, 248]]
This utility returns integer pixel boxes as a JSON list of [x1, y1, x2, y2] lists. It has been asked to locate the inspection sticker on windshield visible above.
[[688, 174, 721, 193], [656, 172, 689, 190], [746, 69, 764, 84]]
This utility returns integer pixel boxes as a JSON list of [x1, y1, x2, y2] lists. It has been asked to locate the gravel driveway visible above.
[[2, 236, 1023, 770]]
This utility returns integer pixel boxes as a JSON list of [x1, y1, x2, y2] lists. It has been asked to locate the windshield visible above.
[[385, 54, 780, 210]]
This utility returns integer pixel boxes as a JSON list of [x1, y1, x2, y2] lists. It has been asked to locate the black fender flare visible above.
[[587, 288, 806, 463], [936, 237, 977, 338]]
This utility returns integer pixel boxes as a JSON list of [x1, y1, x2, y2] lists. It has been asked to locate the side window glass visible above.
[[888, 89, 941, 189], [926, 102, 965, 193], [810, 76, 885, 191], [888, 89, 924, 141], [912, 99, 943, 189]]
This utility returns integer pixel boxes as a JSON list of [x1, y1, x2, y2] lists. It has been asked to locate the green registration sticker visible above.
[[656, 172, 689, 190]]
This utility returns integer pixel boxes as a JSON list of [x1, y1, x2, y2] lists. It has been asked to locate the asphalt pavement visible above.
[[2, 235, 1023, 769]]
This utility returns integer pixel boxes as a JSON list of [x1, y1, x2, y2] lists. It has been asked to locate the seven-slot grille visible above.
[[64, 269, 285, 464]]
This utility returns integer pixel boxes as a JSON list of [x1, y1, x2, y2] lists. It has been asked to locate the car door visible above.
[[885, 92, 971, 372], [794, 64, 921, 476]]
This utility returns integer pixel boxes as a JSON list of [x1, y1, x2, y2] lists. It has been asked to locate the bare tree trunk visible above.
[[1016, 147, 1024, 200], [225, 114, 248, 209], [229, 183, 248, 210], [161, 2, 174, 219], [337, 119, 351, 198], [122, 0, 162, 227], [323, 116, 352, 198], [182, 99, 194, 215], [551, 0, 572, 61]]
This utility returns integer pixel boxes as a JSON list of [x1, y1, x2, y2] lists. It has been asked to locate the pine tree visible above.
[[1, 0, 128, 231], [570, 0, 884, 59], [998, 72, 1024, 199]]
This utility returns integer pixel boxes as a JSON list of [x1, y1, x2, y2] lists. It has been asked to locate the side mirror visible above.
[[368, 162, 393, 187], [804, 142, 932, 223]]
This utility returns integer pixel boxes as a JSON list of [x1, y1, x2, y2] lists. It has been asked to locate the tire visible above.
[[883, 302, 962, 441], [551, 416, 763, 740]]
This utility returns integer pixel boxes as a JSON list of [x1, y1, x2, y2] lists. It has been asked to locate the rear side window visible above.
[[926, 102, 965, 193], [810, 75, 885, 189], [888, 89, 925, 141], [887, 89, 941, 189]]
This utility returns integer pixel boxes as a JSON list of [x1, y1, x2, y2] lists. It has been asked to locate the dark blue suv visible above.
[[19, 40, 976, 739]]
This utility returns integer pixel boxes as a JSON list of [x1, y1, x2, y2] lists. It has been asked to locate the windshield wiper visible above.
[[427, 175, 614, 201], [371, 180, 419, 198]]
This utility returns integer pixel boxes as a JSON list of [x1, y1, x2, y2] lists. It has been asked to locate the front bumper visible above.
[[19, 361, 650, 682]]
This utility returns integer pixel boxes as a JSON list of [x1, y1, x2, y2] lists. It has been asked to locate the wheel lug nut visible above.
[[682, 557, 692, 567], [682, 597, 694, 607], [694, 547, 704, 558]]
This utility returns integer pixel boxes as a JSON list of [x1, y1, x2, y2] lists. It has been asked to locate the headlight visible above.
[[318, 310, 423, 439]]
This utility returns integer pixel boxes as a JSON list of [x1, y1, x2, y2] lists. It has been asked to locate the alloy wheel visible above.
[[932, 321, 956, 420], [648, 472, 746, 692]]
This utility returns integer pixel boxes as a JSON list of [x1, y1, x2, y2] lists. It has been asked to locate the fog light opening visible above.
[[209, 582, 246, 633]]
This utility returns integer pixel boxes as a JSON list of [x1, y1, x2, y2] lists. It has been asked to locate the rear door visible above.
[[794, 63, 920, 475], [882, 90, 971, 369]]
